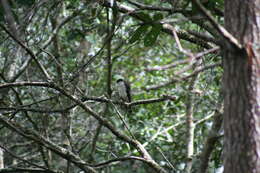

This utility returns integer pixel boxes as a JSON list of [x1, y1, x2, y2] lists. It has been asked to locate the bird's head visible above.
[[116, 78, 124, 83]]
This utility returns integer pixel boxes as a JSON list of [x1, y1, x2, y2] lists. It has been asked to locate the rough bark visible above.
[[224, 0, 260, 172]]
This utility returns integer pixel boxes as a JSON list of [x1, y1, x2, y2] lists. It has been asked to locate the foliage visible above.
[[0, 0, 225, 173]]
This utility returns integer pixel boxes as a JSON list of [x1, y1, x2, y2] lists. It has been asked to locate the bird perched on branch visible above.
[[116, 78, 131, 103]]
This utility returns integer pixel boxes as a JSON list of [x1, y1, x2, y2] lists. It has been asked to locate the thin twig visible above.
[[146, 62, 221, 90], [0, 143, 55, 172], [0, 24, 52, 81]]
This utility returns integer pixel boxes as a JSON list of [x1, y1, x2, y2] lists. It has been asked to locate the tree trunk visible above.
[[223, 0, 260, 173], [0, 149, 3, 169]]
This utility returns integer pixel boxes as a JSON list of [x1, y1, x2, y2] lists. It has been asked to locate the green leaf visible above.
[[153, 13, 163, 21], [208, 1, 217, 9], [137, 12, 153, 22], [215, 0, 224, 6], [66, 30, 82, 40], [15, 0, 35, 6], [144, 24, 162, 47], [191, 2, 199, 14], [129, 25, 150, 44]]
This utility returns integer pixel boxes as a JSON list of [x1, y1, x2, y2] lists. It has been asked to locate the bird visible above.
[[116, 78, 131, 103]]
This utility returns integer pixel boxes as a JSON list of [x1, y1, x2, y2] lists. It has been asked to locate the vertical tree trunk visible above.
[[185, 61, 200, 173], [224, 0, 260, 172], [0, 149, 3, 169]]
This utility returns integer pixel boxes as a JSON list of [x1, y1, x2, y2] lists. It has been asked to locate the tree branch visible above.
[[145, 47, 219, 71], [146, 62, 221, 90], [0, 143, 56, 173], [0, 82, 167, 173], [198, 104, 223, 173], [0, 167, 58, 173], [0, 115, 97, 173], [191, 0, 242, 49], [0, 24, 51, 81], [101, 0, 212, 48]]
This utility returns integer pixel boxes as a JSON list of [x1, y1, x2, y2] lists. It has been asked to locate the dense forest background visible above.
[[0, 0, 256, 173]]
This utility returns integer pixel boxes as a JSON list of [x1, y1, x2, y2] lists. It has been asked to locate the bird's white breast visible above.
[[117, 81, 128, 101]]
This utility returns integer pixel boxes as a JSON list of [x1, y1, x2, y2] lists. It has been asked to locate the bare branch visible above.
[[0, 95, 176, 114], [90, 156, 146, 168], [146, 62, 221, 90], [0, 115, 97, 173], [101, 0, 212, 48], [1, 0, 19, 39], [184, 60, 201, 173], [0, 167, 58, 173], [129, 95, 176, 106], [198, 104, 223, 173], [0, 82, 167, 173], [0, 143, 56, 173], [0, 24, 51, 81], [146, 47, 219, 72], [191, 0, 242, 49], [127, 0, 177, 12]]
